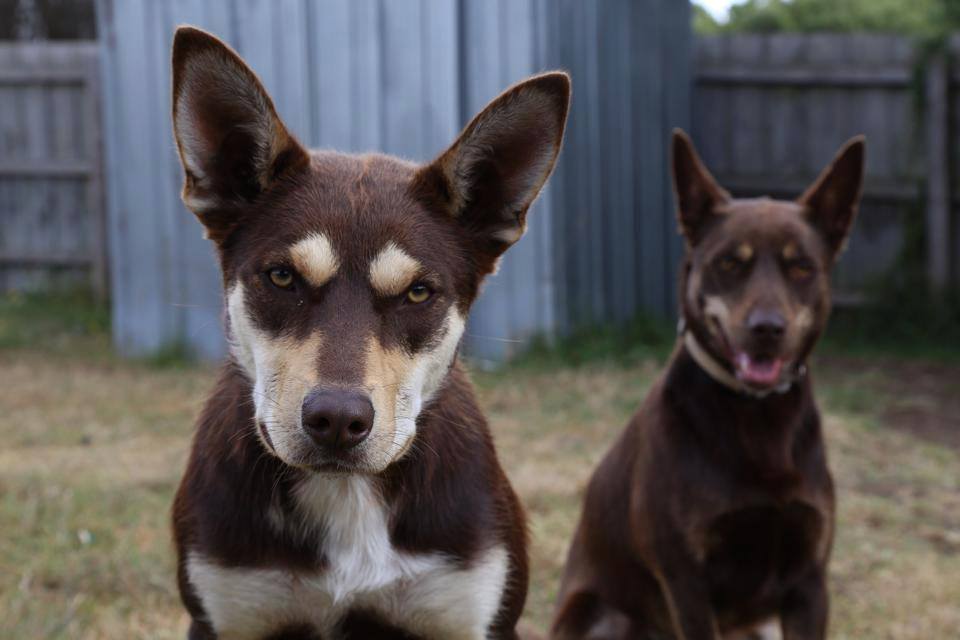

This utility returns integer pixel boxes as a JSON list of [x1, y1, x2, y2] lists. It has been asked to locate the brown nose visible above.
[[747, 308, 786, 340], [301, 389, 374, 451]]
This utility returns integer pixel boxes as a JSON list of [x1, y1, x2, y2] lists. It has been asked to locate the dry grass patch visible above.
[[0, 344, 957, 638]]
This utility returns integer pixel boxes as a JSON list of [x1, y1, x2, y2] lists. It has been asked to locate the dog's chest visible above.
[[703, 501, 826, 607], [187, 476, 508, 640]]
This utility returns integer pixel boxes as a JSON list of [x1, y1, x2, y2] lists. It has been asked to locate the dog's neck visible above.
[[667, 335, 819, 485], [681, 327, 806, 399]]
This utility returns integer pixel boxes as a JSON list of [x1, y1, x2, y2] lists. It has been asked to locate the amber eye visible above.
[[268, 267, 295, 289], [717, 255, 740, 272], [406, 283, 432, 304], [788, 262, 814, 281]]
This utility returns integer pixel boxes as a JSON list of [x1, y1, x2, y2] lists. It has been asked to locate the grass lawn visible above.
[[1, 293, 958, 638]]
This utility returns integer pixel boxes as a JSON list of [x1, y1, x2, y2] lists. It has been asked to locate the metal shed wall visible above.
[[96, 0, 691, 361]]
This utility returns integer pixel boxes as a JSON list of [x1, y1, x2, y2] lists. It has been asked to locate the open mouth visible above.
[[734, 352, 785, 388], [707, 319, 788, 390]]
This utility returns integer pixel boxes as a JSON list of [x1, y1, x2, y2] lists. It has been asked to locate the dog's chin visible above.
[[256, 427, 371, 474], [292, 449, 378, 475]]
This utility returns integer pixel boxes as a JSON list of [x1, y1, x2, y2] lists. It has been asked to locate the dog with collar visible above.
[[550, 130, 865, 640], [169, 26, 570, 639]]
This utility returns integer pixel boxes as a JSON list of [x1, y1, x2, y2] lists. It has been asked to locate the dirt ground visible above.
[[0, 343, 958, 639]]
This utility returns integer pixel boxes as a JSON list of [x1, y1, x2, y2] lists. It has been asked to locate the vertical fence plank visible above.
[[380, 0, 424, 159], [951, 35, 960, 288], [349, 0, 382, 151], [659, 0, 691, 314], [0, 43, 104, 294], [311, 0, 351, 151], [926, 54, 950, 290], [82, 46, 108, 299], [635, 0, 666, 315]]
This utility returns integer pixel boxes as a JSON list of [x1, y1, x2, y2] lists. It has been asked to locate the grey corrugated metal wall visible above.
[[96, 0, 691, 361]]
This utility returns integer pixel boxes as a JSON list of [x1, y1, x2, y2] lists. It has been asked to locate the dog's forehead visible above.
[[707, 198, 822, 254], [259, 152, 454, 270]]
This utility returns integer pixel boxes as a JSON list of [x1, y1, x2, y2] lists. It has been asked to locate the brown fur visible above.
[[551, 131, 865, 640], [169, 26, 570, 640]]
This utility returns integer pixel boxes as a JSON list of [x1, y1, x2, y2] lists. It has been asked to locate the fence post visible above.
[[925, 53, 950, 291], [84, 46, 109, 302]]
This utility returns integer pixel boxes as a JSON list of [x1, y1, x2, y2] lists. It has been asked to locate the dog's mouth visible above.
[[257, 421, 370, 473], [302, 443, 375, 474], [707, 318, 789, 390], [306, 460, 362, 474], [734, 352, 785, 388]]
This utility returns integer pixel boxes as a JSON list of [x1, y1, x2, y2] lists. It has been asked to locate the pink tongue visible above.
[[735, 353, 784, 386]]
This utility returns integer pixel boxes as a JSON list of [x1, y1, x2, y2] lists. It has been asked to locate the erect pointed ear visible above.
[[171, 26, 309, 241], [672, 129, 731, 246], [413, 72, 571, 273], [797, 136, 865, 261]]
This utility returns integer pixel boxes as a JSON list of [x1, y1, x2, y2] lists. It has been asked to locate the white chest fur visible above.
[[187, 476, 508, 640]]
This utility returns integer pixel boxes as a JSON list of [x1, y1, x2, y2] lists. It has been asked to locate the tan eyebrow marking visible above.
[[782, 242, 798, 260], [290, 232, 339, 287], [369, 242, 422, 296], [735, 242, 754, 262]]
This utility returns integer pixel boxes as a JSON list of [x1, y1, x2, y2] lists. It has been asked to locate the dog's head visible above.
[[171, 27, 570, 473], [672, 130, 865, 392]]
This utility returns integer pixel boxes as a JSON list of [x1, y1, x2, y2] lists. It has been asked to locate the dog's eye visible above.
[[717, 255, 741, 272], [268, 267, 295, 289], [788, 261, 815, 281], [406, 283, 432, 304]]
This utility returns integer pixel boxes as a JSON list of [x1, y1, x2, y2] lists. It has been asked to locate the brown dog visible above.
[[550, 131, 865, 640], [168, 26, 569, 640]]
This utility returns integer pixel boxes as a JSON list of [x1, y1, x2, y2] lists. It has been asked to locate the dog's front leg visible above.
[[780, 568, 828, 640], [654, 546, 721, 640], [186, 619, 216, 640]]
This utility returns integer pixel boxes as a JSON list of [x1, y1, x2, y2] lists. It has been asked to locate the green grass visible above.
[[0, 289, 110, 356], [0, 290, 203, 369], [822, 295, 960, 362], [509, 315, 675, 372]]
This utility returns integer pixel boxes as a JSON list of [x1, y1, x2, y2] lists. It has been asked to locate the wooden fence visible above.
[[96, 0, 691, 361], [693, 33, 959, 298], [0, 42, 106, 296]]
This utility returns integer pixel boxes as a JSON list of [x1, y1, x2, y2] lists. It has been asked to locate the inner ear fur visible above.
[[171, 26, 309, 240], [671, 129, 731, 247], [797, 136, 866, 261], [413, 72, 571, 271]]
